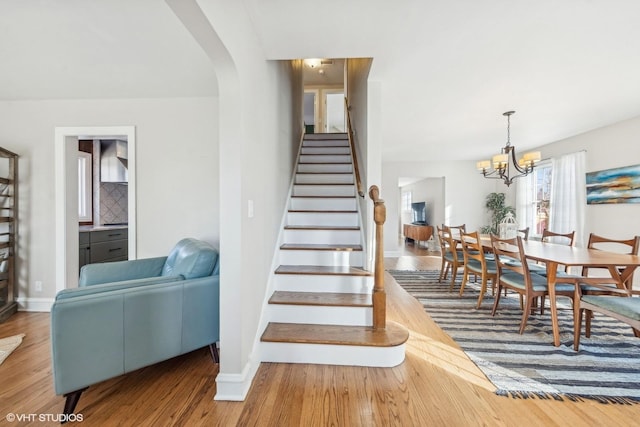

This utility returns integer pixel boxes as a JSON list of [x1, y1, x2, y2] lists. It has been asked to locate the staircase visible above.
[[259, 133, 408, 367]]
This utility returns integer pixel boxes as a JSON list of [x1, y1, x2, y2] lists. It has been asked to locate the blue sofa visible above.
[[50, 238, 220, 416]]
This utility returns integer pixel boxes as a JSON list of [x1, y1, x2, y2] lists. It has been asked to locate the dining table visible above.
[[456, 234, 640, 346], [520, 240, 640, 346]]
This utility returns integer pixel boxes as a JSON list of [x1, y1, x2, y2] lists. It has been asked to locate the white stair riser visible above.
[[299, 154, 351, 163], [298, 163, 352, 173], [295, 173, 353, 184], [301, 147, 351, 155], [279, 249, 363, 266], [290, 197, 356, 211], [287, 212, 358, 227], [304, 133, 348, 141], [303, 140, 349, 147], [292, 185, 355, 197], [283, 229, 360, 245], [260, 342, 406, 367], [274, 274, 373, 294], [266, 305, 371, 326]]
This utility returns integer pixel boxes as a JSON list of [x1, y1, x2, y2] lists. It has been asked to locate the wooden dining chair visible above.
[[518, 227, 530, 240], [581, 233, 640, 291], [542, 229, 575, 246], [459, 231, 497, 309], [437, 226, 452, 282], [535, 229, 576, 275], [439, 229, 465, 291], [573, 283, 640, 350], [491, 235, 576, 334]]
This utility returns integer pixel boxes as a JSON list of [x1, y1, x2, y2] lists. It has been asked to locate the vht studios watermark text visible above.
[[5, 413, 84, 423]]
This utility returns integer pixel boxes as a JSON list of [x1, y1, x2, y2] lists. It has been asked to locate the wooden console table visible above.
[[403, 224, 433, 247]]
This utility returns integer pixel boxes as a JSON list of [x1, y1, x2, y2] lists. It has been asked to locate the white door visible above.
[[324, 91, 345, 133]]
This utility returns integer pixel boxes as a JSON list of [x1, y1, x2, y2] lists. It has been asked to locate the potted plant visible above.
[[480, 192, 515, 235]]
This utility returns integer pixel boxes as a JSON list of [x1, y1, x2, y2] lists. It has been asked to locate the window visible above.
[[78, 152, 92, 222], [532, 164, 552, 235], [517, 161, 552, 237], [401, 191, 412, 212]]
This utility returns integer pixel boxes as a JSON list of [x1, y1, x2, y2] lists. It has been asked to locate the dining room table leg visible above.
[[545, 261, 561, 346]]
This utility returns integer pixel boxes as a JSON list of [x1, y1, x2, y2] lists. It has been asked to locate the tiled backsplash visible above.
[[100, 182, 128, 224]]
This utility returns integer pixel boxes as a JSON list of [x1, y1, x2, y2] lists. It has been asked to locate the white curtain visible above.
[[549, 151, 586, 247], [516, 172, 534, 233]]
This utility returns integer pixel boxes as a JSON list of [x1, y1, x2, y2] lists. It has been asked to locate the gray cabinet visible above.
[[79, 232, 90, 270], [79, 228, 128, 272]]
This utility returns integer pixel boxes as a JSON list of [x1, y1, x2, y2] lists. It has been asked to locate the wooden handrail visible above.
[[345, 98, 365, 198], [369, 185, 386, 330]]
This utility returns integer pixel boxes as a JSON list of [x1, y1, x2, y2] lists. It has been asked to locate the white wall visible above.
[[174, 0, 299, 400], [533, 114, 640, 242], [0, 96, 219, 302], [383, 160, 497, 255]]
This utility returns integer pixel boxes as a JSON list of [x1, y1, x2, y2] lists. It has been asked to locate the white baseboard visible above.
[[16, 297, 54, 312], [214, 356, 260, 401]]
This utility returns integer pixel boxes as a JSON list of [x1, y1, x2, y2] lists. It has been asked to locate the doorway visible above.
[[324, 90, 345, 133], [54, 126, 137, 293], [398, 176, 445, 249]]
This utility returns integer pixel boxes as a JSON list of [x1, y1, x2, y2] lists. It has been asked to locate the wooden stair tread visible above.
[[269, 291, 371, 307], [284, 225, 359, 230], [301, 147, 349, 150], [296, 172, 353, 174], [261, 322, 409, 347], [280, 243, 362, 251], [300, 153, 350, 155], [275, 265, 371, 276], [288, 209, 357, 213], [298, 162, 352, 165], [291, 195, 355, 199], [293, 183, 353, 186]]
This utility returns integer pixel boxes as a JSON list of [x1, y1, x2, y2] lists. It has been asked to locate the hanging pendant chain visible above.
[[506, 114, 511, 147]]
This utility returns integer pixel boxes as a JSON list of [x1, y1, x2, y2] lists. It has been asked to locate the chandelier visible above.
[[476, 111, 541, 186]]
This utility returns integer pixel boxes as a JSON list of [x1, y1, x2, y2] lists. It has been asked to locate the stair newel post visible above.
[[369, 185, 386, 330]]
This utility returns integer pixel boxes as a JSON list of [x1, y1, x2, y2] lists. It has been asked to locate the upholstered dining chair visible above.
[[437, 226, 451, 282], [532, 229, 576, 276], [459, 231, 497, 308], [491, 235, 576, 334], [542, 229, 575, 246], [443, 223, 466, 249], [445, 223, 466, 236], [581, 233, 640, 291], [573, 283, 640, 350], [438, 228, 465, 292]]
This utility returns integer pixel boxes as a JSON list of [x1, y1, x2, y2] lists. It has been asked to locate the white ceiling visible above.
[[3, 0, 640, 163], [0, 0, 217, 100]]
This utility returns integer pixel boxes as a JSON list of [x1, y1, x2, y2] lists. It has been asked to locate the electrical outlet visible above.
[[35, 281, 43, 292]]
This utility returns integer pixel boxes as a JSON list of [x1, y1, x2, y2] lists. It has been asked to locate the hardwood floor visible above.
[[1, 246, 638, 426]]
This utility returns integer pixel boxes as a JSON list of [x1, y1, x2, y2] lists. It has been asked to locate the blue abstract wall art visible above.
[[586, 164, 640, 204]]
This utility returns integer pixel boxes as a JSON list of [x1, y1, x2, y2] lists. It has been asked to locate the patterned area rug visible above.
[[389, 270, 640, 403], [0, 333, 24, 365]]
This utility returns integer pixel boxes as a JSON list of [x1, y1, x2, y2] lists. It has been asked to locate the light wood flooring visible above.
[[1, 244, 638, 426]]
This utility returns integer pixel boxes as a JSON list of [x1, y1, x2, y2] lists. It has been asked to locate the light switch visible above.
[[248, 199, 254, 218]]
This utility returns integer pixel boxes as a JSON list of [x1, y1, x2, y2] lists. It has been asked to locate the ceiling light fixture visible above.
[[304, 58, 322, 68], [476, 111, 541, 186]]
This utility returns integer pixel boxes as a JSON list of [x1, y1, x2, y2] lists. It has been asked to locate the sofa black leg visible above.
[[209, 343, 219, 363], [62, 388, 87, 423]]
